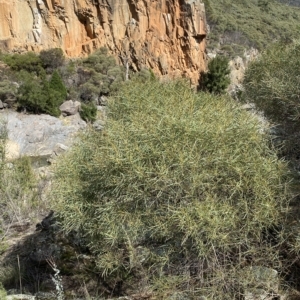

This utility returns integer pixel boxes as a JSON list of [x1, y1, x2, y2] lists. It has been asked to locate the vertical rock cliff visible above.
[[0, 0, 206, 83]]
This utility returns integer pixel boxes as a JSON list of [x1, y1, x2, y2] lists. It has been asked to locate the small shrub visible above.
[[13, 156, 36, 190], [78, 48, 124, 101], [79, 103, 97, 123], [2, 52, 42, 74], [49, 70, 67, 101], [17, 71, 64, 117], [0, 80, 17, 103], [39, 48, 65, 71], [199, 55, 230, 94]]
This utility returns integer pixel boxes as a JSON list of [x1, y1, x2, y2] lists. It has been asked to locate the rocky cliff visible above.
[[0, 0, 206, 84]]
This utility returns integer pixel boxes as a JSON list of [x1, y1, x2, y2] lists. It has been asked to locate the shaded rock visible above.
[[59, 100, 81, 116], [36, 210, 55, 232], [0, 99, 3, 109], [48, 143, 69, 164], [168, 292, 193, 299], [35, 292, 56, 300], [244, 289, 280, 300], [98, 96, 108, 106], [243, 267, 280, 300]]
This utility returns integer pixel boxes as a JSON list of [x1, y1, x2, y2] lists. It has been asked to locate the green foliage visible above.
[[243, 41, 300, 128], [18, 71, 64, 116], [0, 80, 17, 102], [2, 52, 42, 74], [49, 70, 67, 101], [39, 48, 65, 71], [199, 56, 230, 94], [13, 156, 36, 190], [78, 48, 124, 102], [52, 80, 290, 298], [79, 103, 97, 123], [204, 0, 300, 53], [0, 282, 6, 298], [0, 154, 39, 240], [258, 0, 271, 12], [130, 68, 158, 82]]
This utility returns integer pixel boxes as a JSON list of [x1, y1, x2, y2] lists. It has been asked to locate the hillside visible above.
[[204, 0, 300, 55]]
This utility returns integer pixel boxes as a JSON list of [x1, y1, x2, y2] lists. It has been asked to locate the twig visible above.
[[17, 255, 22, 294]]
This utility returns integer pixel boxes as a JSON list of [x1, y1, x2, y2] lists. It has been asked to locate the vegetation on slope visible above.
[[204, 0, 300, 55], [52, 79, 290, 298]]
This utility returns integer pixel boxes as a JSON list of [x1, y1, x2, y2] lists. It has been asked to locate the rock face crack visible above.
[[0, 0, 207, 84]]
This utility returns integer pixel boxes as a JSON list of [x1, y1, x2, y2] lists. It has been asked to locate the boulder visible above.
[[59, 100, 81, 116], [243, 267, 280, 300], [2, 110, 86, 159]]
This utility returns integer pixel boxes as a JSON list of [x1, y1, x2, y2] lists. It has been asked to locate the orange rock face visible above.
[[0, 0, 207, 84]]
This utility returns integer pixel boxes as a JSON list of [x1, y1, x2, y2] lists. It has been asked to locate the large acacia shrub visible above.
[[52, 80, 290, 298]]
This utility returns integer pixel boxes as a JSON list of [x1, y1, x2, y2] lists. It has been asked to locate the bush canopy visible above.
[[243, 41, 300, 128], [52, 80, 290, 298], [199, 55, 230, 94]]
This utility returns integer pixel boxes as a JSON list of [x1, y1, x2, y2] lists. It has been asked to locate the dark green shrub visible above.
[[49, 70, 67, 101], [79, 103, 97, 123], [78, 48, 124, 101], [2, 52, 42, 74], [17, 71, 62, 117], [52, 80, 290, 298], [39, 48, 65, 71], [0, 80, 17, 103], [199, 56, 230, 94]]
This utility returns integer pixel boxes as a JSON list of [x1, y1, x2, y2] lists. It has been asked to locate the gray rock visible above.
[[244, 289, 279, 300], [249, 266, 278, 291], [35, 292, 56, 300], [243, 267, 279, 300], [6, 295, 35, 300], [168, 292, 193, 300], [2, 110, 86, 159], [96, 105, 106, 112], [0, 100, 4, 109], [93, 119, 105, 131], [99, 96, 108, 106], [59, 100, 81, 116]]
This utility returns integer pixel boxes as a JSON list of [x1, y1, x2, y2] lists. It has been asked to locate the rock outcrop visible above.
[[0, 0, 207, 84], [1, 110, 86, 160]]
